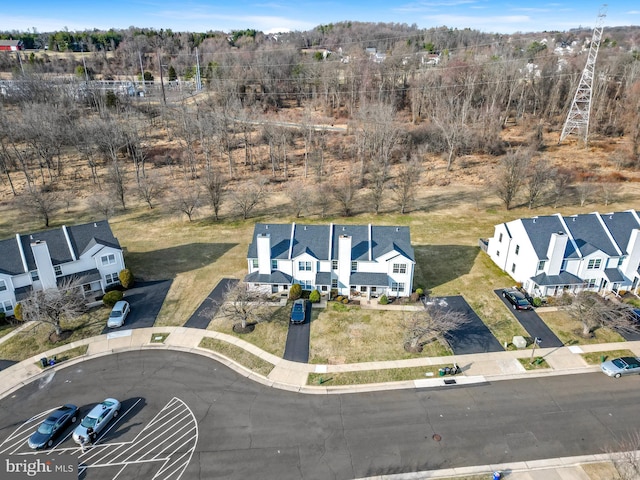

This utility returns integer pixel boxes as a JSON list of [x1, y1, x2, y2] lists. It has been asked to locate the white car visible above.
[[107, 300, 130, 328], [72, 398, 121, 444]]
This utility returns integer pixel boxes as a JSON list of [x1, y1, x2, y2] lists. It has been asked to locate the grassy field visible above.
[[198, 337, 274, 376], [307, 363, 458, 385], [538, 310, 625, 345], [582, 349, 636, 365]]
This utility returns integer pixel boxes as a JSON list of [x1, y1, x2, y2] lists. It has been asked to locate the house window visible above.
[[561, 259, 568, 271], [101, 253, 116, 266], [515, 245, 520, 255], [393, 264, 406, 274], [618, 257, 625, 267], [537, 260, 545, 271], [496, 250, 500, 257], [585, 278, 597, 288], [360, 286, 367, 292], [331, 279, 338, 288], [0, 280, 6, 292], [371, 287, 377, 293], [30, 270, 39, 281], [499, 233, 503, 243], [587, 258, 602, 269], [511, 263, 516, 274], [321, 285, 328, 291], [391, 282, 405, 292], [105, 273, 119, 285], [351, 261, 357, 272], [83, 284, 92, 292], [271, 259, 278, 270], [54, 265, 62, 277], [332, 260, 338, 270], [251, 259, 258, 269], [298, 261, 311, 271], [0, 301, 12, 313]]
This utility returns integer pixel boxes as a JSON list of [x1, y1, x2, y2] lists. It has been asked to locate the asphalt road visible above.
[[185, 278, 239, 329], [494, 290, 564, 347], [2, 350, 640, 480], [102, 280, 172, 333]]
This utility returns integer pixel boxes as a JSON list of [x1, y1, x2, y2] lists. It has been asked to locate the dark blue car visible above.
[[28, 404, 79, 449], [290, 299, 307, 324]]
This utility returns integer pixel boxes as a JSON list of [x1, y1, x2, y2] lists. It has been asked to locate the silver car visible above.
[[72, 398, 121, 444], [107, 301, 130, 328], [600, 357, 640, 378]]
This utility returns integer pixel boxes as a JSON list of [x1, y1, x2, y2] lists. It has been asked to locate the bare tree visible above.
[[496, 150, 530, 210], [576, 181, 597, 207], [230, 178, 266, 220], [137, 171, 166, 209], [403, 303, 469, 353], [566, 291, 638, 337], [312, 182, 332, 218], [607, 431, 640, 480], [599, 182, 623, 206], [391, 155, 422, 214], [551, 168, 575, 208], [285, 183, 311, 218], [171, 180, 201, 222], [525, 157, 552, 209], [368, 160, 389, 215], [88, 193, 116, 220], [18, 185, 58, 227], [217, 281, 273, 332], [18, 278, 87, 339], [331, 175, 358, 217], [201, 167, 226, 221]]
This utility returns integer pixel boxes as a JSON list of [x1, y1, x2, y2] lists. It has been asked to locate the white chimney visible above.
[[623, 228, 640, 278], [30, 241, 57, 289], [338, 234, 352, 294], [546, 231, 568, 275], [257, 233, 271, 275]]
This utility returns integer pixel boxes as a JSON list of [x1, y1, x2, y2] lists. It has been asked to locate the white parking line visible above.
[[0, 406, 57, 454]]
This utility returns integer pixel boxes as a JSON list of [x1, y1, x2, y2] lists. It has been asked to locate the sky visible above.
[[1, 1, 638, 35]]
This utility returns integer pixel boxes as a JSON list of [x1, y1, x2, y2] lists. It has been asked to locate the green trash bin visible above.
[[438, 368, 445, 377]]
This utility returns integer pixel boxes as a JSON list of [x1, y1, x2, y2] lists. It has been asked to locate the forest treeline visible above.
[[0, 22, 640, 226]]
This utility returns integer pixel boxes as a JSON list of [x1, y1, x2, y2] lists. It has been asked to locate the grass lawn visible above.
[[538, 310, 625, 345], [582, 349, 636, 365], [518, 357, 550, 370], [199, 337, 274, 377], [308, 364, 459, 385], [309, 302, 451, 364], [0, 307, 109, 362], [0, 323, 16, 339], [35, 345, 89, 369], [207, 305, 291, 357]]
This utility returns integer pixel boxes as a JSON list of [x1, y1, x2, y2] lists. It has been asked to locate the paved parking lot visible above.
[[102, 280, 172, 333], [0, 395, 197, 480]]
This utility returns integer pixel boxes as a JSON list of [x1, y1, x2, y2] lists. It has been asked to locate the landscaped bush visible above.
[[336, 295, 344, 302], [379, 294, 389, 305], [289, 283, 302, 300], [342, 298, 349, 304], [309, 289, 321, 303], [416, 288, 424, 297], [532, 297, 543, 308], [0, 312, 5, 324], [103, 290, 124, 307], [13, 303, 22, 321], [119, 268, 134, 289]]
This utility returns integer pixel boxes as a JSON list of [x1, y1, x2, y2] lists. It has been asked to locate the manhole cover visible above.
[[432, 434, 442, 442]]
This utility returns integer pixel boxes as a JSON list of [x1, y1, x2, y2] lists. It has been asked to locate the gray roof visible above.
[[57, 268, 101, 287], [604, 268, 627, 283], [315, 272, 332, 285], [244, 270, 292, 285], [0, 221, 120, 276], [248, 223, 414, 263], [599, 211, 640, 255], [530, 271, 584, 286], [349, 272, 389, 286], [563, 213, 619, 258], [520, 215, 567, 260]]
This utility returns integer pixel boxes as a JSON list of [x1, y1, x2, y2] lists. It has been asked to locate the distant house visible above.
[[485, 210, 640, 297], [0, 221, 125, 317], [246, 223, 415, 298], [0, 40, 24, 51]]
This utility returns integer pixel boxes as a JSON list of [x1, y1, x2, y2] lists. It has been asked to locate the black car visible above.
[[28, 404, 79, 449], [502, 288, 533, 310], [290, 299, 308, 324]]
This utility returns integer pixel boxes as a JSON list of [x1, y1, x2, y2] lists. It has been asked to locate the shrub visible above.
[[0, 312, 5, 324], [289, 283, 302, 300], [309, 289, 321, 303], [410, 292, 420, 302], [532, 297, 543, 308], [119, 268, 134, 289], [336, 295, 344, 302], [13, 303, 22, 321], [103, 290, 124, 307], [379, 295, 389, 305], [342, 298, 349, 304], [416, 288, 424, 296]]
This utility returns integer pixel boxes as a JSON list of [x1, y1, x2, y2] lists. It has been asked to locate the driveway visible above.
[[102, 280, 172, 333], [431, 296, 504, 355], [184, 278, 239, 329], [494, 290, 564, 347], [282, 300, 311, 363]]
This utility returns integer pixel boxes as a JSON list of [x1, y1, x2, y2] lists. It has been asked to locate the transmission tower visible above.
[[559, 4, 607, 145]]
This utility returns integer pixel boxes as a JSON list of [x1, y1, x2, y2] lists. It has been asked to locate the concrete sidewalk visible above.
[[1, 325, 638, 479]]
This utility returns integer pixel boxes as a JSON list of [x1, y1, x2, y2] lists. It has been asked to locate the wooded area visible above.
[[1, 22, 640, 226]]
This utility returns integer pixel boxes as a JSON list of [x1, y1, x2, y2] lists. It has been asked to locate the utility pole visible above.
[[195, 47, 202, 92], [157, 50, 166, 105], [559, 4, 607, 145], [138, 51, 145, 91]]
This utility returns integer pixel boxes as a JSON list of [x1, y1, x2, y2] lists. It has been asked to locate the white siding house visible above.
[[246, 223, 415, 298], [486, 210, 640, 297], [0, 221, 125, 316]]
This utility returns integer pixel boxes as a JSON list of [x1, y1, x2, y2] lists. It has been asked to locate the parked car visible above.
[[600, 356, 640, 378], [107, 300, 130, 328], [28, 404, 78, 449], [502, 288, 533, 310], [290, 299, 308, 324], [72, 398, 121, 444]]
